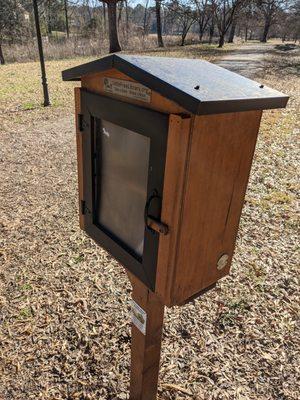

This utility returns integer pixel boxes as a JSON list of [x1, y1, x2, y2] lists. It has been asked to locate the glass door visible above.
[[81, 89, 169, 290], [94, 118, 150, 260]]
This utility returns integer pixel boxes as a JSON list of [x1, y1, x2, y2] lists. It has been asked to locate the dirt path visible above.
[[216, 42, 275, 78]]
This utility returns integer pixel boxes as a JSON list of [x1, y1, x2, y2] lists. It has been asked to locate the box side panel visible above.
[[172, 110, 262, 305], [81, 68, 187, 115], [155, 115, 193, 306], [74, 87, 85, 230]]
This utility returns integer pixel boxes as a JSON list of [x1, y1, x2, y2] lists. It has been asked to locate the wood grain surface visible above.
[[170, 110, 263, 304], [128, 273, 165, 400], [81, 68, 187, 115]]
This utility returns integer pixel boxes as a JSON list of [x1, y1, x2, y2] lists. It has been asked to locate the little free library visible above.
[[62, 54, 288, 400]]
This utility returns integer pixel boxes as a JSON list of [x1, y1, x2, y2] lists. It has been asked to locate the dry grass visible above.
[[0, 42, 234, 132], [2, 33, 158, 63], [2, 33, 227, 64], [0, 43, 299, 399]]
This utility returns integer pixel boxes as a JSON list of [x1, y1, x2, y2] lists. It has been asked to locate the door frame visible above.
[[80, 89, 169, 290]]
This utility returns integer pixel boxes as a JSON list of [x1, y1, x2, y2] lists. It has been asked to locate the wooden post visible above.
[[129, 274, 165, 400]]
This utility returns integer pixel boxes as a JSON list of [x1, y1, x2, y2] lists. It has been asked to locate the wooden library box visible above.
[[63, 54, 288, 307]]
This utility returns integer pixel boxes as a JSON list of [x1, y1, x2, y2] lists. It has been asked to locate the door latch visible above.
[[144, 190, 169, 235], [146, 216, 169, 235]]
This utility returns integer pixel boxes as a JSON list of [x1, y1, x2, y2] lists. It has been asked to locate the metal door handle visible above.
[[144, 191, 169, 235]]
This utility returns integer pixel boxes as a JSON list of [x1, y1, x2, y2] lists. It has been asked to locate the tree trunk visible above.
[[228, 20, 236, 43], [218, 33, 225, 48], [209, 19, 214, 44], [124, 0, 129, 37], [64, 0, 69, 38], [0, 43, 5, 65], [143, 0, 149, 36], [47, 0, 52, 35], [103, 1, 107, 34], [181, 31, 187, 46], [245, 26, 248, 41], [199, 22, 204, 42], [261, 16, 271, 43], [107, 0, 121, 53], [155, 0, 164, 47], [118, 1, 123, 28]]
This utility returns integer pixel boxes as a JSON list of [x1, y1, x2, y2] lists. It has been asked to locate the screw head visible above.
[[217, 254, 229, 271]]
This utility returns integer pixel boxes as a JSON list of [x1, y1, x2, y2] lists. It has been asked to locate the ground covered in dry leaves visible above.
[[0, 42, 299, 400]]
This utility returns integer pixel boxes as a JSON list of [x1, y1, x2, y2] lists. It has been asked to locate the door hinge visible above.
[[80, 200, 91, 215], [78, 114, 86, 132]]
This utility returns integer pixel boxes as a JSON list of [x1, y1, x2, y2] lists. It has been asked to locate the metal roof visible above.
[[62, 54, 289, 115]]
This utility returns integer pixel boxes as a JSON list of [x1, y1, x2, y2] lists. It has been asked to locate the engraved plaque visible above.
[[103, 77, 151, 103]]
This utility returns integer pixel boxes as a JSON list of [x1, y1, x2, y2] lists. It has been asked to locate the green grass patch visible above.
[[73, 254, 84, 264], [18, 307, 33, 319], [22, 102, 37, 111], [21, 283, 33, 291], [264, 191, 295, 204]]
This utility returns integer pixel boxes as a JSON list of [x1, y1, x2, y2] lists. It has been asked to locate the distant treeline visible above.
[[0, 0, 299, 63]]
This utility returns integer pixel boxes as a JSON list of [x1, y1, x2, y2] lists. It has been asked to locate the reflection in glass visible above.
[[94, 119, 150, 258]]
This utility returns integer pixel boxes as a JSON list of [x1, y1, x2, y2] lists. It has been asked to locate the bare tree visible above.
[[208, 11, 215, 42], [277, 1, 300, 42], [213, 0, 245, 47], [239, 1, 256, 40], [194, 0, 211, 41], [0, 0, 18, 64], [156, 0, 164, 47], [143, 0, 150, 35], [46, 0, 52, 35], [257, 0, 283, 42], [289, 0, 300, 42], [167, 1, 197, 46], [228, 15, 237, 41], [103, 1, 107, 33], [102, 0, 122, 52], [64, 0, 69, 38], [124, 0, 129, 36], [118, 0, 124, 27]]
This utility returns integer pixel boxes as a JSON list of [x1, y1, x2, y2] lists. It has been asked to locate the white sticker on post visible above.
[[103, 77, 151, 103], [131, 300, 147, 335]]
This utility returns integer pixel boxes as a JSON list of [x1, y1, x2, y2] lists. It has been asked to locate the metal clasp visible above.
[[146, 216, 169, 235], [144, 190, 169, 235]]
